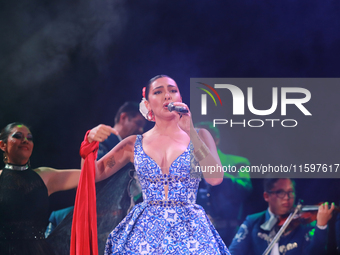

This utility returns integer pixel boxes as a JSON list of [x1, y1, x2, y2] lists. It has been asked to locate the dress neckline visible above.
[[138, 135, 190, 175]]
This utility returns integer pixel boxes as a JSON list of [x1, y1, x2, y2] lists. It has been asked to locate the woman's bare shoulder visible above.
[[33, 167, 54, 176], [140, 128, 156, 140], [197, 128, 213, 141]]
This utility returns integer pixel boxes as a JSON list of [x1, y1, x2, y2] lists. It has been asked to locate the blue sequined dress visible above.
[[104, 135, 230, 254]]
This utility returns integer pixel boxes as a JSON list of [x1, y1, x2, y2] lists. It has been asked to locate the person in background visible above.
[[45, 206, 74, 238], [96, 101, 146, 160], [89, 101, 147, 250], [195, 121, 252, 246], [229, 178, 334, 255], [335, 202, 340, 254], [0, 122, 81, 255], [47, 102, 146, 253]]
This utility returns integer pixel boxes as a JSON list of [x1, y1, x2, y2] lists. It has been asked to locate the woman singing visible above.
[[85, 75, 230, 254]]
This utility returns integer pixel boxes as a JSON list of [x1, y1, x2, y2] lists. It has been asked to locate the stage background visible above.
[[1, 0, 340, 250]]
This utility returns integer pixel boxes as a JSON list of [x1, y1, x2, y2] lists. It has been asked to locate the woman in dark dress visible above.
[[0, 122, 81, 255]]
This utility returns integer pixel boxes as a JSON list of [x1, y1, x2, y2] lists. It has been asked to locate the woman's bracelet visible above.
[[194, 142, 210, 161]]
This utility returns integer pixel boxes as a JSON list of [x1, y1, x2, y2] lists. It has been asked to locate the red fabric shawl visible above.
[[70, 130, 99, 255]]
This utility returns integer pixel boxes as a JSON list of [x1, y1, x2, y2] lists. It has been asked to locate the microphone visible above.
[[167, 102, 188, 113]]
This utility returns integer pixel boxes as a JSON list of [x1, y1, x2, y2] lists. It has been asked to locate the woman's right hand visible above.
[[87, 124, 118, 143]]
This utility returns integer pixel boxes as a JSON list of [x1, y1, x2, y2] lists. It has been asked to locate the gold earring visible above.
[[3, 154, 8, 164]]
